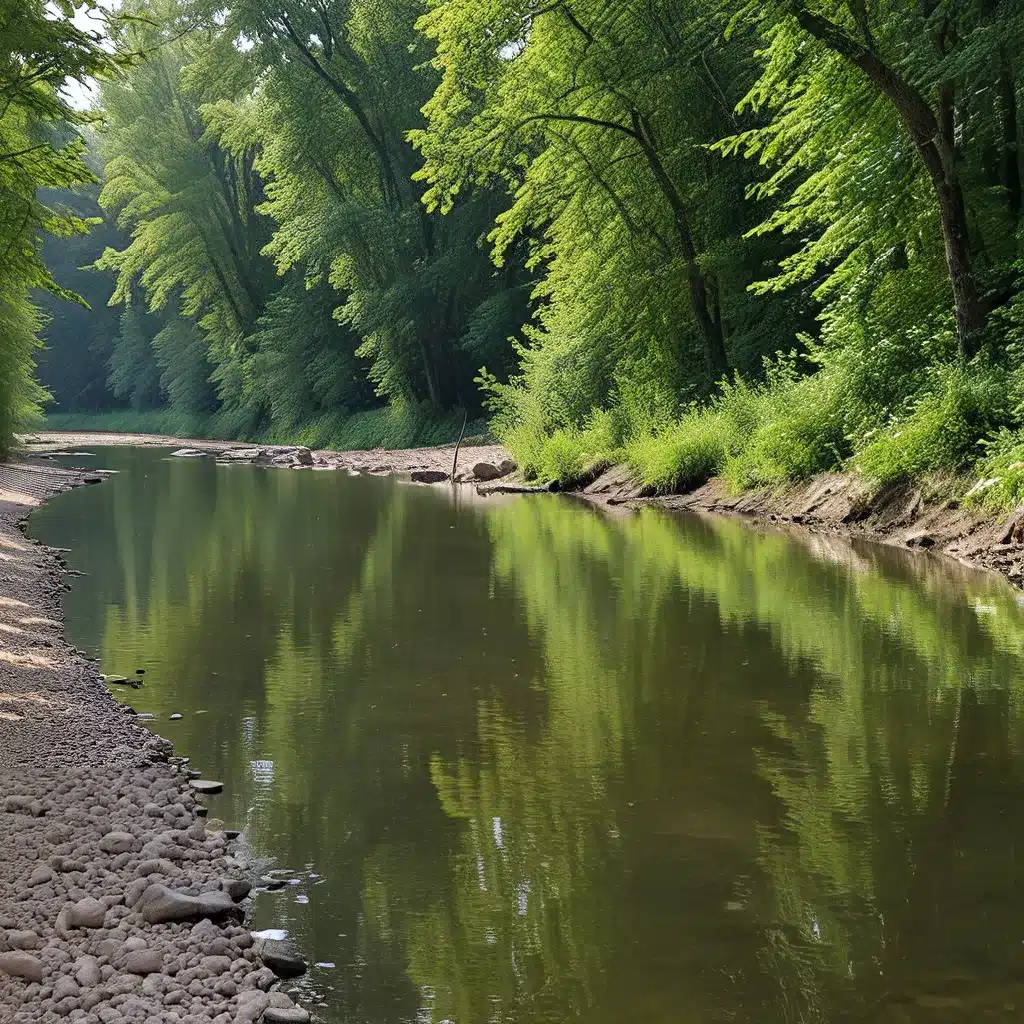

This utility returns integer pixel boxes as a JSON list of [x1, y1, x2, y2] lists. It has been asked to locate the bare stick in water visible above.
[[451, 409, 468, 481]]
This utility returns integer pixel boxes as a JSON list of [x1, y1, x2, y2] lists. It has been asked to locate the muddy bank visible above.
[[0, 461, 310, 1022], [581, 465, 1024, 587]]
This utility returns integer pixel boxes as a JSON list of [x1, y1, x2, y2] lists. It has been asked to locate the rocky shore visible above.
[[22, 432, 513, 483], [0, 461, 310, 1022]]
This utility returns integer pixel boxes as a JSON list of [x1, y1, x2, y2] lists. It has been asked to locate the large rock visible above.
[[411, 470, 448, 484], [259, 938, 307, 978], [264, 1008, 311, 1023], [189, 779, 224, 795], [136, 884, 239, 925], [124, 949, 163, 975], [0, 951, 43, 982], [171, 448, 207, 458], [67, 897, 107, 929], [471, 462, 504, 481]]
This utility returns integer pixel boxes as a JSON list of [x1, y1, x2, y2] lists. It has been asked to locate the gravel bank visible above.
[[22, 431, 510, 481], [0, 462, 310, 1023]]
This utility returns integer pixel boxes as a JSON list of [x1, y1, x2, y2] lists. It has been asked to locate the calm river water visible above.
[[28, 446, 1024, 1023]]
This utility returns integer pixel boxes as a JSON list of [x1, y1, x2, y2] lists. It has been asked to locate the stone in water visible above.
[[189, 779, 224, 794]]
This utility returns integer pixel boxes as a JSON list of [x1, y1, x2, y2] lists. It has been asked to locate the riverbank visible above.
[[0, 461, 310, 1021], [23, 431, 510, 481], [20, 431, 1024, 590]]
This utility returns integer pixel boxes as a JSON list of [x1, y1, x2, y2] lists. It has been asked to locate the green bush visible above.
[[625, 408, 728, 492], [963, 429, 1024, 511], [855, 364, 1012, 485], [724, 371, 849, 489]]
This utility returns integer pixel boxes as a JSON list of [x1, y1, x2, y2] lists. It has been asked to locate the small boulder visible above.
[[171, 448, 207, 458], [200, 954, 232, 975], [99, 831, 136, 855], [136, 884, 238, 925], [264, 1008, 311, 1024], [52, 976, 79, 1001], [74, 957, 101, 988], [26, 865, 53, 887], [234, 991, 270, 1023], [189, 779, 224, 795], [6, 930, 39, 950], [124, 949, 163, 976], [411, 470, 448, 484], [260, 938, 307, 979], [0, 951, 44, 982], [67, 897, 107, 929], [222, 878, 252, 903], [471, 461, 504, 481]]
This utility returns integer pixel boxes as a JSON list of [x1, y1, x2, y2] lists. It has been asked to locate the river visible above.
[[28, 446, 1024, 1023]]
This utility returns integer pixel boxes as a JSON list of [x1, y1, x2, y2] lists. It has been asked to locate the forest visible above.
[[4, 0, 1024, 502]]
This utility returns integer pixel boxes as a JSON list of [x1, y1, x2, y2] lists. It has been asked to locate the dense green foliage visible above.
[[0, 1, 123, 452], [9, 0, 1024, 490]]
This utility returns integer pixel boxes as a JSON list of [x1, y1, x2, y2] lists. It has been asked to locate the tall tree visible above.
[[0, 0, 121, 449]]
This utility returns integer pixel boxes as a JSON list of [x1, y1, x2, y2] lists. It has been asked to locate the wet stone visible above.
[[189, 780, 223, 795]]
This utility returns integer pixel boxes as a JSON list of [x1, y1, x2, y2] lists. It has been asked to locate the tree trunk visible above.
[[631, 112, 729, 377], [791, 2, 987, 359], [998, 60, 1021, 221], [418, 336, 441, 406], [935, 176, 987, 355]]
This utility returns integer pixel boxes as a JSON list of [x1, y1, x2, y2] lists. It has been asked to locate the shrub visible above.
[[855, 364, 1012, 485], [964, 429, 1024, 511], [724, 371, 849, 489]]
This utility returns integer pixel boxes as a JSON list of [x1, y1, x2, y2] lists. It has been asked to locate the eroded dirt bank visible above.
[[583, 465, 1024, 587], [0, 461, 310, 1022]]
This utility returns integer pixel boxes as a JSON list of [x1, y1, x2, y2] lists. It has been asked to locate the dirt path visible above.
[[0, 462, 310, 1022]]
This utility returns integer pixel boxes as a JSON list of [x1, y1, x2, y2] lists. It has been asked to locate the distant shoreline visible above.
[[22, 430, 1024, 593]]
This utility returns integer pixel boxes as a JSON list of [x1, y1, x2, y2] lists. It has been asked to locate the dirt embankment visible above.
[[581, 464, 1024, 587], [0, 461, 311, 1022]]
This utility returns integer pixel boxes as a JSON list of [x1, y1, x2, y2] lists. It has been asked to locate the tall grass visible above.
[[495, 350, 1022, 502]]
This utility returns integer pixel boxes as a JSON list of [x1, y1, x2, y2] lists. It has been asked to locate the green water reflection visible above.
[[29, 447, 1024, 1023]]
